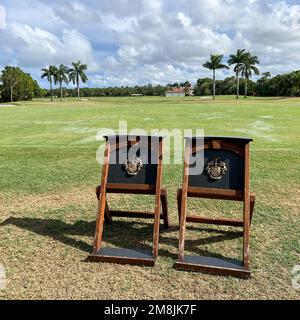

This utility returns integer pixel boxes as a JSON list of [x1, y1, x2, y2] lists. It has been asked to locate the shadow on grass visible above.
[[1, 217, 242, 261], [0, 217, 94, 253], [161, 228, 243, 262]]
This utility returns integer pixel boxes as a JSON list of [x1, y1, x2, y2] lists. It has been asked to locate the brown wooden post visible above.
[[93, 142, 110, 253], [243, 143, 251, 269], [153, 138, 163, 259], [96, 186, 112, 224], [178, 139, 191, 262]]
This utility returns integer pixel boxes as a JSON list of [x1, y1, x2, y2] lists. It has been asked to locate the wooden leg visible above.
[[243, 143, 251, 269], [93, 144, 110, 253], [93, 191, 107, 253], [96, 185, 112, 224], [161, 192, 169, 229], [243, 198, 251, 269], [152, 139, 163, 259], [153, 198, 161, 259], [178, 191, 188, 262], [177, 189, 182, 224], [178, 144, 190, 262]]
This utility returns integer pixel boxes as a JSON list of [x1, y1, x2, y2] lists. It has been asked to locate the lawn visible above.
[[0, 96, 299, 299]]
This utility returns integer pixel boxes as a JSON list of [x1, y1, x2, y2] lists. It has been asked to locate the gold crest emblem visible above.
[[124, 157, 143, 176], [206, 158, 227, 180]]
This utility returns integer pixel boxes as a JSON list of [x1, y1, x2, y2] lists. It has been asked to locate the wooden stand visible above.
[[174, 137, 255, 278], [87, 135, 168, 266]]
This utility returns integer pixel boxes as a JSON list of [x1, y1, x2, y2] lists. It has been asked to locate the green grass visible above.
[[0, 96, 299, 299]]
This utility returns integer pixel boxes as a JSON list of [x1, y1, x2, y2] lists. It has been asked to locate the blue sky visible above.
[[0, 0, 300, 88]]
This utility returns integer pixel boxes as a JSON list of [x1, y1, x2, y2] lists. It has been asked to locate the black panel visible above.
[[108, 146, 158, 185], [105, 134, 165, 140], [188, 149, 244, 190]]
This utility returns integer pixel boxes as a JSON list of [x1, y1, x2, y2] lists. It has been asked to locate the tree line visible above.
[[194, 70, 300, 97], [46, 84, 167, 98], [1, 51, 300, 102], [44, 70, 300, 98]]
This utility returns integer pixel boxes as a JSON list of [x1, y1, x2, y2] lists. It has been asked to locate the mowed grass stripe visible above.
[[0, 96, 299, 299]]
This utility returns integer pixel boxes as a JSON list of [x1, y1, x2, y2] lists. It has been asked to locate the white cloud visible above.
[[0, 23, 98, 71], [95, 0, 233, 84], [2, 0, 65, 33], [177, 12, 192, 27], [53, 2, 99, 24], [0, 0, 300, 86], [90, 63, 200, 87]]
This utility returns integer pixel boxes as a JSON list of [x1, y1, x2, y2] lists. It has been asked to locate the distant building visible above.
[[188, 89, 194, 96], [165, 88, 186, 97]]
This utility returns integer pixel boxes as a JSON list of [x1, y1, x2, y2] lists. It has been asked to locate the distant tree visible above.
[[54, 64, 69, 101], [194, 78, 212, 96], [221, 76, 237, 95], [167, 82, 180, 88], [180, 81, 191, 88], [1, 66, 40, 102], [0, 66, 19, 102], [240, 52, 260, 98], [291, 71, 300, 96], [256, 72, 272, 96], [68, 61, 88, 100], [33, 80, 45, 98], [41, 65, 57, 101], [228, 49, 248, 99], [203, 54, 229, 100]]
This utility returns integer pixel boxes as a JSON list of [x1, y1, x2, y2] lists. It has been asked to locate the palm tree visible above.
[[228, 49, 248, 99], [261, 72, 271, 80], [68, 61, 88, 100], [41, 65, 57, 101], [203, 54, 229, 100], [240, 52, 260, 98], [54, 64, 69, 101]]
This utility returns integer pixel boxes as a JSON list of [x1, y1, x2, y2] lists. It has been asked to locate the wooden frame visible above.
[[174, 136, 255, 278], [87, 135, 168, 266]]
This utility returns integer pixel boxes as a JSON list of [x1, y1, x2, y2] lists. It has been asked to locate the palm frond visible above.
[[203, 54, 228, 70], [228, 49, 247, 66], [216, 63, 229, 70], [203, 62, 212, 69]]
